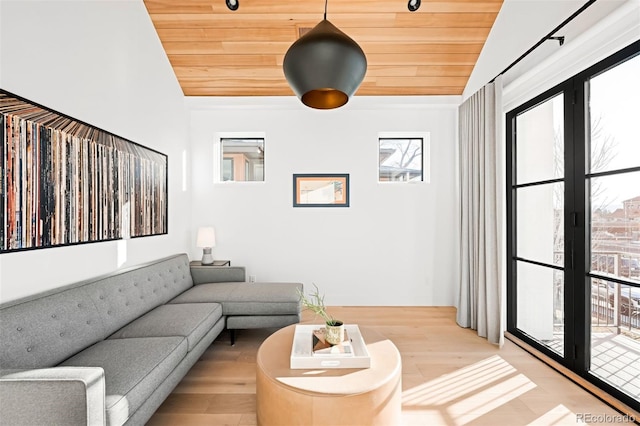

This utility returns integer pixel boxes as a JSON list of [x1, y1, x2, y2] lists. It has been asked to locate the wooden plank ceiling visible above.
[[143, 0, 503, 97]]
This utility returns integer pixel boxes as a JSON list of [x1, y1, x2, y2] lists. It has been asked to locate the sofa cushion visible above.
[[169, 282, 302, 316], [108, 303, 222, 351], [83, 254, 194, 337], [0, 288, 104, 369], [61, 336, 187, 426]]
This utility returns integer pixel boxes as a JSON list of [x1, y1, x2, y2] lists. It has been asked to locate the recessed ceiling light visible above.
[[226, 0, 239, 11]]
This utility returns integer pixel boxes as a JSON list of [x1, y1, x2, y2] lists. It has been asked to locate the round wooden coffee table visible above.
[[256, 324, 402, 425]]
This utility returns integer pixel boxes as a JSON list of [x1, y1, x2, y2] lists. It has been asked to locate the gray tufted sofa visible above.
[[0, 253, 302, 426]]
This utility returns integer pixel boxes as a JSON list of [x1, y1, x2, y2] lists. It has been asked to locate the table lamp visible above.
[[196, 227, 216, 265]]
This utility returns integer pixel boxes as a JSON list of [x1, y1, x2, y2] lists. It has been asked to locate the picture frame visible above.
[[293, 174, 350, 207], [0, 89, 168, 252]]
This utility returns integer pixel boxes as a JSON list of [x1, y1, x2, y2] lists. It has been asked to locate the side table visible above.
[[189, 260, 230, 266]]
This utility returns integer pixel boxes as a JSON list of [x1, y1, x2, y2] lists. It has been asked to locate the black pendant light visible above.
[[283, 0, 367, 109]]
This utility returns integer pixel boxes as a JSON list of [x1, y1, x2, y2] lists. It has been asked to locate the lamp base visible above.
[[201, 247, 214, 265]]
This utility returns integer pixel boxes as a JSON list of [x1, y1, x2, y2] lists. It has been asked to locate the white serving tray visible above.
[[290, 324, 371, 369]]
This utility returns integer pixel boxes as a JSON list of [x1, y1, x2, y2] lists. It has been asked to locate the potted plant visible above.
[[297, 284, 344, 345]]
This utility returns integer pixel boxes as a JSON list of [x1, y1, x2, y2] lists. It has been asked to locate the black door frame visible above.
[[506, 40, 640, 411]]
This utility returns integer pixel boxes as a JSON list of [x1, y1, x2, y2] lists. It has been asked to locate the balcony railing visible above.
[[592, 279, 640, 333]]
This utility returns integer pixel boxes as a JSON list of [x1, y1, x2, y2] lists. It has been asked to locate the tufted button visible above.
[[77, 304, 82, 308], [100, 296, 104, 300], [26, 347, 32, 352], [17, 327, 22, 332], [87, 320, 91, 325], [134, 283, 138, 287], [107, 310, 112, 315], [51, 314, 56, 318], [60, 332, 65, 337]]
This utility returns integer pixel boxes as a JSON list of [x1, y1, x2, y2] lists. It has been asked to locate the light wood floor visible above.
[[147, 307, 634, 425]]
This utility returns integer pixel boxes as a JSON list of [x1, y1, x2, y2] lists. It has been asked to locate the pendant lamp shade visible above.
[[283, 19, 367, 109]]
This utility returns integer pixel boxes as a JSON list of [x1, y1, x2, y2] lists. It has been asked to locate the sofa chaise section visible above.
[[172, 264, 303, 344]]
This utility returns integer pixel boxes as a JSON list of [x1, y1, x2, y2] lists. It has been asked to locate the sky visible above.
[[589, 53, 640, 210]]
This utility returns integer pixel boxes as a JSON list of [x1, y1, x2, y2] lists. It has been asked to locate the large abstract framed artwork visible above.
[[0, 90, 168, 252]]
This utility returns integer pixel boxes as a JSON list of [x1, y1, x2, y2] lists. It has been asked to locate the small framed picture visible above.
[[293, 174, 350, 207]]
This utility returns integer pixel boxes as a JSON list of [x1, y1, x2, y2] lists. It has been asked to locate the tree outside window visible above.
[[378, 138, 423, 182]]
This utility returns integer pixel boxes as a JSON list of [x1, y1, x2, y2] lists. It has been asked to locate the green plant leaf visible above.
[[297, 283, 336, 325]]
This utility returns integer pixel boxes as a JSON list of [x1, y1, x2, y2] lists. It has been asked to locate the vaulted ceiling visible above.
[[143, 0, 503, 97]]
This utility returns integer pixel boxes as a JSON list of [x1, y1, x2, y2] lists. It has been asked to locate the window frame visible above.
[[506, 40, 640, 411], [377, 131, 430, 184], [214, 132, 266, 184]]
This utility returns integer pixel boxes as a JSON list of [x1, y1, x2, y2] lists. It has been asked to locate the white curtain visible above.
[[457, 77, 504, 346]]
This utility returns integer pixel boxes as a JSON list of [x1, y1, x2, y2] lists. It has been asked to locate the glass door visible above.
[[507, 42, 640, 411], [586, 54, 640, 402], [510, 93, 566, 357]]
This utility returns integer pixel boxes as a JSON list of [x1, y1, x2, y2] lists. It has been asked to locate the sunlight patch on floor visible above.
[[527, 405, 577, 425], [402, 355, 517, 406], [449, 373, 536, 423], [402, 355, 537, 425]]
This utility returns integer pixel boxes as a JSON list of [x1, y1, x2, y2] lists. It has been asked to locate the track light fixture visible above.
[[225, 0, 421, 12], [282, 0, 367, 109], [225, 0, 238, 11]]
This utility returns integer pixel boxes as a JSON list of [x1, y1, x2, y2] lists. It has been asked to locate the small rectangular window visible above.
[[220, 138, 264, 182], [379, 137, 423, 182]]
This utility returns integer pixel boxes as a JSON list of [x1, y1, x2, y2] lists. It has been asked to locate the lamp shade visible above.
[[196, 227, 216, 248], [283, 19, 367, 110]]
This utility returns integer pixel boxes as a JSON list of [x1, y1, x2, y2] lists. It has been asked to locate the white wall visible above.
[[503, 0, 640, 111], [0, 0, 191, 302], [464, 0, 585, 100], [187, 96, 459, 306]]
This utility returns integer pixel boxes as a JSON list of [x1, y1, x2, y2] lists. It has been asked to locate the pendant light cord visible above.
[[324, 0, 328, 20]]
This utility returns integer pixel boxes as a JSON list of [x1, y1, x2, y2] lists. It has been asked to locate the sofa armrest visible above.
[[0, 367, 105, 426], [190, 265, 246, 284]]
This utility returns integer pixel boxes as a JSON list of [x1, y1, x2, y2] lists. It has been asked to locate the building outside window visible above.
[[219, 138, 264, 182], [378, 136, 427, 182]]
